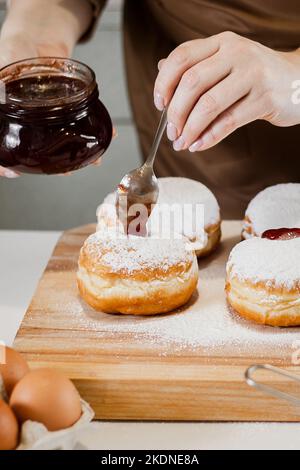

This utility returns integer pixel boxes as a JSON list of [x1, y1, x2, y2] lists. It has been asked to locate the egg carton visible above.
[[17, 399, 94, 450], [0, 373, 95, 450]]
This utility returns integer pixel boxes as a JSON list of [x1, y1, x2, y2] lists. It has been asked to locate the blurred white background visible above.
[[0, 0, 141, 230]]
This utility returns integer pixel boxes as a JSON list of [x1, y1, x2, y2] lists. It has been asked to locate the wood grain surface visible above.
[[14, 222, 300, 421]]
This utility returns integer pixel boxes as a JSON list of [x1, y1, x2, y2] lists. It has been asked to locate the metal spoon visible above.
[[116, 108, 167, 234]]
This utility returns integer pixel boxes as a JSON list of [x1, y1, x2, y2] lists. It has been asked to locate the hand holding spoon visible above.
[[116, 109, 167, 235]]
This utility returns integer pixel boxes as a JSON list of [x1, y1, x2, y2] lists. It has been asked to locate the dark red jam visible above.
[[262, 228, 300, 240], [0, 58, 112, 174], [116, 185, 152, 237]]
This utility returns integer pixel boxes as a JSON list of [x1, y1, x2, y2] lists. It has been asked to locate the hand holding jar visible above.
[[0, 58, 112, 175], [0, 0, 95, 177]]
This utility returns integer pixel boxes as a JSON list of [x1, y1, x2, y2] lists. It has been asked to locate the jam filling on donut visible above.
[[262, 228, 300, 240]]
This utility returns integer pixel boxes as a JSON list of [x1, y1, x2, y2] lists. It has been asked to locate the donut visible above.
[[97, 177, 221, 257], [226, 232, 300, 327], [242, 183, 300, 239], [77, 231, 199, 315]]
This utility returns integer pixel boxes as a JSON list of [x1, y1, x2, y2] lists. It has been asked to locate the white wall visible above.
[[0, 0, 141, 230]]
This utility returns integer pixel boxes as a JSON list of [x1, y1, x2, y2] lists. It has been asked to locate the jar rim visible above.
[[0, 57, 96, 108]]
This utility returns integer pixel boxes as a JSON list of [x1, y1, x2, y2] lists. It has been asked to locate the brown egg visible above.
[[0, 346, 29, 397], [0, 399, 19, 450], [10, 368, 82, 431]]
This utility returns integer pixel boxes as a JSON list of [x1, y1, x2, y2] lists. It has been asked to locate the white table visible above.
[[1, 230, 300, 450]]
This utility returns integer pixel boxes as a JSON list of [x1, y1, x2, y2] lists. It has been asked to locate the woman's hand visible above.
[[154, 32, 300, 152], [0, 33, 70, 177]]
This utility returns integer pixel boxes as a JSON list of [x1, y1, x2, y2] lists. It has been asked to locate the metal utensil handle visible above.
[[145, 108, 168, 167], [245, 364, 300, 406]]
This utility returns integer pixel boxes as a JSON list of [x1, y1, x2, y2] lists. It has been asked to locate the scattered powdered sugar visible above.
[[72, 298, 300, 356], [227, 237, 300, 289], [245, 183, 300, 236], [76, 260, 300, 355], [84, 231, 193, 274], [72, 223, 300, 355]]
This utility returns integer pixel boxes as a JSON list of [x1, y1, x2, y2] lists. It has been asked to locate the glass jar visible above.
[[0, 58, 113, 174]]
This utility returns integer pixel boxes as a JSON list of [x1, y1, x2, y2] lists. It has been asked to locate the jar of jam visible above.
[[0, 58, 113, 174]]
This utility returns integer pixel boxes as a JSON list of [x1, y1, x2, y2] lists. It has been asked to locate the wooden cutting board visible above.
[[14, 222, 300, 421]]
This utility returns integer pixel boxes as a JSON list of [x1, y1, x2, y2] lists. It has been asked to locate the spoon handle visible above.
[[145, 108, 168, 168]]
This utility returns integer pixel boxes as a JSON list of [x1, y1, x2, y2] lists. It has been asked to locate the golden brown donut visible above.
[[77, 231, 199, 315], [226, 237, 300, 327], [97, 177, 221, 257]]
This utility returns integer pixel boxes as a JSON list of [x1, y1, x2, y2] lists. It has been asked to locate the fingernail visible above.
[[154, 92, 164, 111], [189, 139, 204, 152], [3, 169, 19, 178], [167, 122, 178, 141], [173, 136, 185, 151]]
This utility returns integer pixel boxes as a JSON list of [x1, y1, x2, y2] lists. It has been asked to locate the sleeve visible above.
[[80, 0, 107, 42]]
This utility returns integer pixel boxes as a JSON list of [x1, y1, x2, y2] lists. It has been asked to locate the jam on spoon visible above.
[[116, 109, 167, 236], [262, 228, 300, 240]]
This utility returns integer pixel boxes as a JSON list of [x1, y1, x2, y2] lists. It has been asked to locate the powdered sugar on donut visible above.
[[227, 237, 300, 290], [97, 177, 220, 247], [244, 184, 300, 237], [96, 191, 116, 222], [155, 177, 220, 229], [83, 231, 194, 275]]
